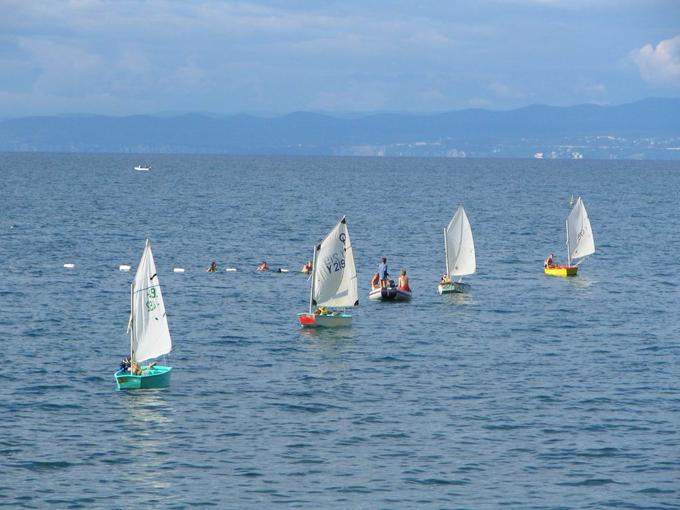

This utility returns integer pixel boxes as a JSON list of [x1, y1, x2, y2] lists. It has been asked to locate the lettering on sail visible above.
[[577, 227, 587, 243], [324, 253, 345, 274], [323, 232, 347, 274]]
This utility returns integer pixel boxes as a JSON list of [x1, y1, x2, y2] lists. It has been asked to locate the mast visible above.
[[129, 282, 134, 361], [443, 227, 450, 276], [566, 218, 571, 267], [309, 245, 318, 313]]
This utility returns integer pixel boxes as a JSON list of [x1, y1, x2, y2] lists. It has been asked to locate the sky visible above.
[[1, 0, 679, 117]]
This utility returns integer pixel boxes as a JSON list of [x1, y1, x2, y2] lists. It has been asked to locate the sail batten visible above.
[[444, 206, 476, 278], [566, 197, 595, 264], [130, 240, 172, 363], [311, 217, 358, 308]]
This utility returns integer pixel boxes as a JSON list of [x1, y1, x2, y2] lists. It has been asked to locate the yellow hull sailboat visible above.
[[544, 196, 595, 277], [544, 265, 578, 277]]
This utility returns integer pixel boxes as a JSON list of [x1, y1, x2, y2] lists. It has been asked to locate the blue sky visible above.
[[1, 0, 679, 116]]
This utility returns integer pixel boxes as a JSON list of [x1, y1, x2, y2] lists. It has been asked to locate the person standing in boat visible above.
[[378, 257, 389, 288], [301, 260, 313, 274], [398, 269, 411, 292]]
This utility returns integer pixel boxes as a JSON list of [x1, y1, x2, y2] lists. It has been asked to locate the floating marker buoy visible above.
[[278, 268, 289, 273], [63, 263, 75, 268], [173, 268, 185, 273], [225, 268, 237, 272], [119, 265, 131, 272]]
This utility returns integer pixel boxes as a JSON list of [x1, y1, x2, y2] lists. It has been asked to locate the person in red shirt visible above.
[[398, 269, 411, 292]]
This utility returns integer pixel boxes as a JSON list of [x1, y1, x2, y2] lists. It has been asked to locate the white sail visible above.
[[311, 217, 358, 309], [566, 197, 595, 263], [445, 206, 476, 277], [130, 240, 172, 363]]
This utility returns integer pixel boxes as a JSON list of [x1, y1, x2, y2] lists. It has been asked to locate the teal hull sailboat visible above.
[[297, 216, 359, 328], [115, 239, 173, 390], [115, 365, 172, 390]]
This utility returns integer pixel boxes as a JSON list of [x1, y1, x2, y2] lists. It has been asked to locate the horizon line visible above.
[[2, 96, 678, 122]]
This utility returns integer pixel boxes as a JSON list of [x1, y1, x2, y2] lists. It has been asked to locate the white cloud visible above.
[[582, 83, 607, 99], [488, 82, 525, 99], [630, 35, 680, 88], [502, 0, 623, 7], [465, 97, 492, 108], [17, 38, 103, 96]]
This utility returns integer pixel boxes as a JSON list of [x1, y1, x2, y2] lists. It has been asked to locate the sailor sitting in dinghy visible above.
[[544, 253, 556, 268], [119, 356, 132, 372], [119, 356, 156, 375], [314, 306, 337, 316]]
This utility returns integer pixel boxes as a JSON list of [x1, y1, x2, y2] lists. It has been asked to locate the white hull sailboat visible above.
[[115, 239, 173, 389], [297, 217, 359, 328], [438, 206, 476, 294], [544, 196, 595, 277]]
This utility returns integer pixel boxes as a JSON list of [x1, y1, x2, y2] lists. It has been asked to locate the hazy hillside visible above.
[[1, 98, 678, 159]]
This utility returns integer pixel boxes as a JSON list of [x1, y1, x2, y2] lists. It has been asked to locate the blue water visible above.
[[1, 153, 679, 509]]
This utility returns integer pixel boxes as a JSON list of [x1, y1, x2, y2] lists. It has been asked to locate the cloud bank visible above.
[[631, 35, 680, 88], [0, 0, 677, 115]]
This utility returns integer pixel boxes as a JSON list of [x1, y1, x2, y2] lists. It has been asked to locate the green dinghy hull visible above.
[[115, 365, 172, 390]]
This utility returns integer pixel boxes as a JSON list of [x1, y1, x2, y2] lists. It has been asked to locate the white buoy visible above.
[[119, 264, 131, 272], [279, 268, 289, 273], [225, 268, 237, 272], [173, 267, 185, 273], [63, 263, 75, 268]]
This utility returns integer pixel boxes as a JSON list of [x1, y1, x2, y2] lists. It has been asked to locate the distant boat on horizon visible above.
[[134, 164, 150, 172]]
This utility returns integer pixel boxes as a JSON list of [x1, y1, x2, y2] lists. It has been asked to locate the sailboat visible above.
[[438, 205, 476, 294], [544, 196, 595, 277], [115, 239, 173, 389], [297, 216, 358, 328]]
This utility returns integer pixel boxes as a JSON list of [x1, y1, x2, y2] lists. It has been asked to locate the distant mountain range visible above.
[[1, 98, 679, 159]]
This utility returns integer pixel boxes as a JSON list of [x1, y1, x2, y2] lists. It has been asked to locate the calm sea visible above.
[[1, 153, 679, 509]]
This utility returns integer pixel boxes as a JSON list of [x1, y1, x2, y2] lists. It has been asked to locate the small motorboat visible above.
[[368, 282, 411, 301], [134, 165, 150, 172]]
